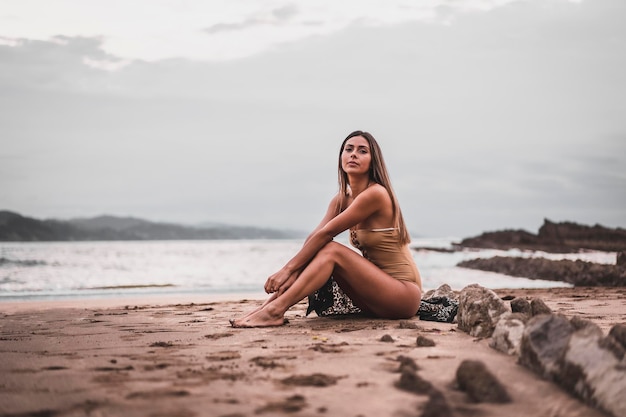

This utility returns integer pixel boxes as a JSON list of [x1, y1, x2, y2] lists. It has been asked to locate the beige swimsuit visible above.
[[350, 228, 422, 290]]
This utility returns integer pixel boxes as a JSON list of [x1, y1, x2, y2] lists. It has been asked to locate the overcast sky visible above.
[[1, 0, 624, 238]]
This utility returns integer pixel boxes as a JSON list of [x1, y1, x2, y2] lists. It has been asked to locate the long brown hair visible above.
[[337, 130, 411, 245]]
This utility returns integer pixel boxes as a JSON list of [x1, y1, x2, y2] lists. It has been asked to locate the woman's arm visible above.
[[266, 186, 388, 293]]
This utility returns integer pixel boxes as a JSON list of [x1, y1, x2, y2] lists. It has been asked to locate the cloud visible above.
[[1, 0, 625, 236], [272, 4, 298, 20], [204, 4, 299, 34], [0, 0, 586, 62], [0, 35, 134, 94]]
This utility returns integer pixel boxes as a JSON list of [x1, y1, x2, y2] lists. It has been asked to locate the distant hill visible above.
[[0, 210, 305, 241]]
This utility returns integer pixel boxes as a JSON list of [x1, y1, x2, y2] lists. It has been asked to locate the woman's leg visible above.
[[231, 242, 421, 327]]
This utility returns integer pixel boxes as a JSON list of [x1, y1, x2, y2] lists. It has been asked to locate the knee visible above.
[[316, 241, 345, 260]]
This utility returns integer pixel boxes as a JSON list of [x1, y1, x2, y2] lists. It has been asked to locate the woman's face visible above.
[[341, 135, 371, 175]]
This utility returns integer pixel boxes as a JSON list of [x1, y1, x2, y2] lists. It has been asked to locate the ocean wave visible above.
[[83, 284, 176, 290], [0, 239, 590, 301], [0, 257, 47, 267]]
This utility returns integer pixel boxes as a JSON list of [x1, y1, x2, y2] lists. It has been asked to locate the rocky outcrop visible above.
[[457, 284, 510, 338], [457, 256, 626, 287], [538, 220, 626, 252], [449, 220, 626, 287], [455, 219, 626, 252], [454, 286, 626, 416]]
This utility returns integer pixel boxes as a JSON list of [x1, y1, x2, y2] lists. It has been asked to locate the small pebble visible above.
[[416, 335, 436, 347], [380, 334, 394, 342]]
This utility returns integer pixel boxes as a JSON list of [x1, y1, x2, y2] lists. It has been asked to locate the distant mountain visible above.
[[0, 210, 305, 241], [68, 215, 154, 232]]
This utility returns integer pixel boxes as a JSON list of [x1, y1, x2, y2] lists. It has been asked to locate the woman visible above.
[[230, 130, 422, 327]]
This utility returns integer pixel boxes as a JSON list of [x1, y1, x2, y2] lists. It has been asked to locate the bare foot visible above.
[[230, 306, 287, 328], [234, 293, 278, 323]]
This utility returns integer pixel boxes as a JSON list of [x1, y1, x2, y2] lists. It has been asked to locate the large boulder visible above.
[[519, 315, 626, 417], [519, 314, 574, 378], [457, 284, 510, 338], [557, 324, 626, 417]]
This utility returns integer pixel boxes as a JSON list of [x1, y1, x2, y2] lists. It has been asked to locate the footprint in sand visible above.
[[206, 351, 241, 361], [204, 332, 234, 340], [126, 389, 190, 400], [256, 394, 307, 414], [281, 373, 342, 387]]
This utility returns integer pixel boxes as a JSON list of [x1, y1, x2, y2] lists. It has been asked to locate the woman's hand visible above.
[[264, 267, 297, 294], [277, 270, 300, 295]]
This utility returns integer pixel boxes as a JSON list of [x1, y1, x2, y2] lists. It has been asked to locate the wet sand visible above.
[[1, 287, 624, 417]]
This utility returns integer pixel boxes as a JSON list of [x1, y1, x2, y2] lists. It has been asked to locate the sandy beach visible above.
[[1, 287, 624, 417]]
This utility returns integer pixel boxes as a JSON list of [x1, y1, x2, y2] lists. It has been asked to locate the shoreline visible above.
[[1, 286, 624, 416], [0, 291, 268, 313], [0, 281, 579, 313]]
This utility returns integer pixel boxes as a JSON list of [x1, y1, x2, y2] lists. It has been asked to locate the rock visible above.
[[416, 335, 436, 347], [530, 298, 552, 316], [599, 332, 626, 360], [510, 297, 531, 318], [608, 323, 626, 350], [398, 320, 420, 329], [396, 367, 433, 395], [396, 355, 419, 373], [557, 324, 626, 417], [457, 284, 510, 338], [570, 316, 599, 331], [489, 313, 526, 355], [519, 314, 574, 379], [422, 283, 457, 300], [420, 389, 455, 417], [617, 251, 626, 267], [380, 334, 394, 342], [455, 360, 511, 403]]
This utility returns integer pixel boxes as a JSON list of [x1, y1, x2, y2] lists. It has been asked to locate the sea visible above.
[[0, 237, 617, 302]]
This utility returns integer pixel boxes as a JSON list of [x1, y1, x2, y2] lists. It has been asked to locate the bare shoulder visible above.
[[353, 183, 391, 209], [364, 183, 390, 200]]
